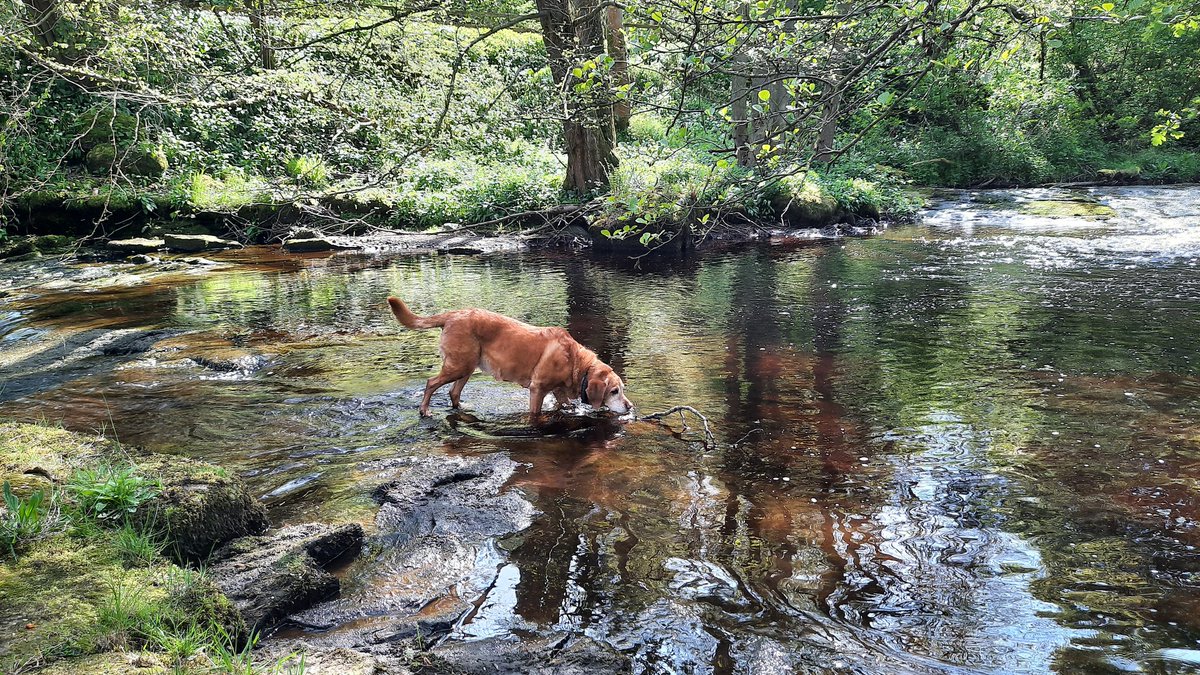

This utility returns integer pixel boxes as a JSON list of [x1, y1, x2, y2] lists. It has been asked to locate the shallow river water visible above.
[[3, 186, 1200, 673]]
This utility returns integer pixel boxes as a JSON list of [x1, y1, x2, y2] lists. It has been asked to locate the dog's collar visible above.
[[579, 367, 591, 405]]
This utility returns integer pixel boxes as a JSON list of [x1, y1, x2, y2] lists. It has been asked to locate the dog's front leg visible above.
[[528, 387, 549, 419], [551, 390, 570, 410]]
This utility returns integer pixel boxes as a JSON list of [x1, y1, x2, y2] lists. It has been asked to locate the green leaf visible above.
[[651, 10, 663, 22], [757, 89, 771, 102], [571, 67, 583, 78]]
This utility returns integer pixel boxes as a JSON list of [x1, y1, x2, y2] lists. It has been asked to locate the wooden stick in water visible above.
[[638, 405, 717, 449]]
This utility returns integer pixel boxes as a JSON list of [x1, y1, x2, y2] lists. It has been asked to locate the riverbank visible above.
[[1, 160, 922, 259], [0, 422, 374, 674]]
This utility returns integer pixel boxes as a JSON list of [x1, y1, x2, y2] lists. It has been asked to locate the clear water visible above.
[[3, 185, 1200, 673]]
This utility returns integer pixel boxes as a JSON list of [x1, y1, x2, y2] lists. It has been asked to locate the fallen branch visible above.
[[638, 405, 717, 449]]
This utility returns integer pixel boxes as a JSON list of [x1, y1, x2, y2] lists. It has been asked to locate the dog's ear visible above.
[[586, 375, 608, 408]]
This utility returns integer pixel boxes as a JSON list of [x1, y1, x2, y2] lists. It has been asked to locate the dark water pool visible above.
[[2, 186, 1200, 673]]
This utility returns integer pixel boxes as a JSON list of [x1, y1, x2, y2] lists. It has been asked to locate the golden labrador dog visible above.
[[387, 297, 632, 418]]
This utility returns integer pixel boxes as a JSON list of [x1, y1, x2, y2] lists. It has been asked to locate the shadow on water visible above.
[[3, 186, 1200, 672]]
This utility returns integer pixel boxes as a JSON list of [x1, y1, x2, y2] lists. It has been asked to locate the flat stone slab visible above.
[[283, 237, 363, 252], [287, 454, 534, 649], [107, 237, 164, 253], [209, 522, 364, 634], [163, 233, 240, 252]]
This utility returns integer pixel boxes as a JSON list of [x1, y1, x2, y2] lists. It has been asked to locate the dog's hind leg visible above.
[[449, 374, 471, 409], [420, 366, 471, 417]]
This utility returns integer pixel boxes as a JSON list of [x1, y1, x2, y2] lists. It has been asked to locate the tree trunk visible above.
[[730, 1, 756, 167], [814, 3, 847, 162], [731, 56, 753, 167], [22, 0, 60, 47], [605, 6, 631, 136], [246, 0, 276, 70], [814, 82, 841, 162], [536, 0, 618, 195]]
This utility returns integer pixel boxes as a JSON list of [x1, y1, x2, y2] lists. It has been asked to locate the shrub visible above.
[[626, 114, 668, 143], [182, 171, 271, 211]]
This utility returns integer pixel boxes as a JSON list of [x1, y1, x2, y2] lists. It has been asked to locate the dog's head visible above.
[[584, 364, 632, 414]]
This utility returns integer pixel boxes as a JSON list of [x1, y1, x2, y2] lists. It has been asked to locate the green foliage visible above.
[[181, 171, 270, 211], [67, 464, 160, 522], [284, 156, 330, 187], [1, 482, 59, 557], [625, 114, 668, 143], [1, 0, 1197, 236], [388, 150, 563, 228]]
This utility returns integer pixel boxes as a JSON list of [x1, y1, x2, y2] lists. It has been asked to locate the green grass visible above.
[[113, 522, 164, 567]]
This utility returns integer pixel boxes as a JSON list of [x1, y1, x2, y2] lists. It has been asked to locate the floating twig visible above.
[[638, 405, 717, 449]]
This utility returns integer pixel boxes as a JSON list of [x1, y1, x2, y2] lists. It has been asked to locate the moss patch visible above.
[[1020, 199, 1116, 219], [34, 651, 170, 675], [0, 423, 109, 487], [0, 422, 257, 673], [0, 533, 245, 671]]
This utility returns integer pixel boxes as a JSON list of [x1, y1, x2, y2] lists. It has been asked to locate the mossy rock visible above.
[[74, 109, 140, 151], [34, 235, 74, 252], [771, 189, 842, 227], [85, 144, 168, 178], [0, 236, 36, 259], [1098, 166, 1141, 182], [133, 456, 269, 565], [1020, 199, 1116, 219], [208, 523, 363, 634]]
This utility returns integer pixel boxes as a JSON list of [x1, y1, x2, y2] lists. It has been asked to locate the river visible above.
[[2, 186, 1199, 673]]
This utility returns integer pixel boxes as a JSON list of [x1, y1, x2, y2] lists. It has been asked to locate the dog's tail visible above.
[[387, 297, 448, 330]]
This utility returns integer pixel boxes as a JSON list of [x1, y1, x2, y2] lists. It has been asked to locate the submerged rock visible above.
[[163, 233, 240, 252], [1020, 199, 1116, 219], [430, 634, 631, 674], [133, 455, 270, 564], [209, 523, 364, 634]]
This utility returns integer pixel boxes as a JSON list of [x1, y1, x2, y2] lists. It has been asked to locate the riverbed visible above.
[[2, 186, 1199, 673]]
